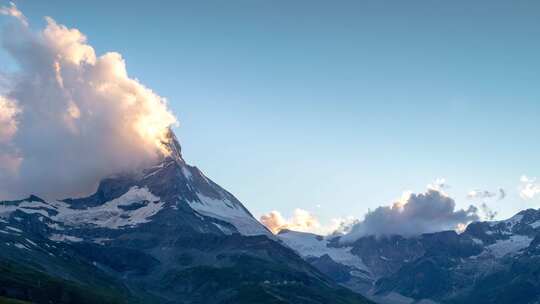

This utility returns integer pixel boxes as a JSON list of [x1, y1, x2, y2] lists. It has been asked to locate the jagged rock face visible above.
[[0, 132, 371, 304], [348, 235, 425, 279], [279, 209, 540, 304]]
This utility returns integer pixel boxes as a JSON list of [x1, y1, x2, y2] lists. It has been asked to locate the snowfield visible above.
[[0, 187, 165, 235], [188, 193, 270, 236], [278, 230, 368, 272], [52, 187, 164, 229], [483, 235, 533, 258]]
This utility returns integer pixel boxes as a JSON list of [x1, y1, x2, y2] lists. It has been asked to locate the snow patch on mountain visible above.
[[0, 199, 54, 218], [0, 187, 164, 230], [6, 226, 22, 233], [278, 230, 368, 272], [50, 234, 83, 242], [530, 220, 540, 229], [213, 223, 234, 235], [14, 243, 30, 250], [490, 214, 523, 229], [188, 194, 269, 236], [53, 187, 164, 229], [181, 166, 193, 180], [483, 235, 533, 258]]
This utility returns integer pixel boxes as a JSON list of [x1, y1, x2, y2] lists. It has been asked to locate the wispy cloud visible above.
[[427, 177, 450, 193], [466, 188, 505, 201], [0, 2, 28, 26], [479, 202, 497, 220]]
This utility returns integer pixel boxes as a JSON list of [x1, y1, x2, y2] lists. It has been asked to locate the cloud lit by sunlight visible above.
[[519, 175, 540, 200], [260, 209, 357, 236], [341, 187, 479, 243], [0, 4, 177, 199]]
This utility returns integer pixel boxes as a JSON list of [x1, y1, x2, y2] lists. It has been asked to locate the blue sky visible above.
[[2, 0, 540, 224]]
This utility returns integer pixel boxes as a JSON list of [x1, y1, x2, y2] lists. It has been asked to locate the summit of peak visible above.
[[160, 128, 184, 164]]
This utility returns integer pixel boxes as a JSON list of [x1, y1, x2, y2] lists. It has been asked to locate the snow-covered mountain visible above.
[[278, 209, 540, 304], [0, 132, 268, 241], [0, 131, 371, 304]]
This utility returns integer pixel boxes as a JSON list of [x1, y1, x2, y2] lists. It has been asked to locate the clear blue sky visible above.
[[3, 0, 540, 223]]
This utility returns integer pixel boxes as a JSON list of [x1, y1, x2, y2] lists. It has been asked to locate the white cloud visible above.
[[479, 202, 497, 220], [499, 188, 506, 200], [0, 95, 19, 143], [466, 188, 505, 201], [465, 188, 504, 221], [427, 177, 450, 193], [519, 176, 540, 200], [0, 2, 28, 27], [467, 189, 496, 199], [259, 209, 357, 236], [340, 188, 479, 243], [0, 6, 177, 199]]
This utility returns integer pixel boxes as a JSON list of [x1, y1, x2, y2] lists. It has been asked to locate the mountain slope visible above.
[[278, 209, 540, 304], [0, 131, 371, 304]]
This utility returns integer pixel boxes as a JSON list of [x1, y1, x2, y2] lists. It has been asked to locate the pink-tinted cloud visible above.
[[260, 209, 357, 235]]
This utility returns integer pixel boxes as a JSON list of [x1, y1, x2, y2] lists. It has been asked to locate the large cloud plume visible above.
[[0, 4, 177, 200], [340, 188, 479, 243]]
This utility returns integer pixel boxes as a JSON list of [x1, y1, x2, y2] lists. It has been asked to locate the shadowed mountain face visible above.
[[278, 209, 540, 304], [0, 132, 371, 304]]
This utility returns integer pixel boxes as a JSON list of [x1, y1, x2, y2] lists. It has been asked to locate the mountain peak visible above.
[[161, 128, 184, 164]]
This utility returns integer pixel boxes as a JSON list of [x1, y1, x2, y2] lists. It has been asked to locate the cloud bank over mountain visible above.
[[340, 188, 480, 242], [0, 3, 177, 200], [262, 180, 495, 242]]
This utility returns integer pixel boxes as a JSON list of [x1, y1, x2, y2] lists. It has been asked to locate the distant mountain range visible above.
[[2, 131, 539, 304], [0, 131, 371, 304], [278, 208, 540, 304]]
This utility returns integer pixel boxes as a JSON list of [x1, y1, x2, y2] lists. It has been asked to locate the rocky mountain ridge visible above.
[[278, 209, 540, 304], [0, 131, 371, 304]]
